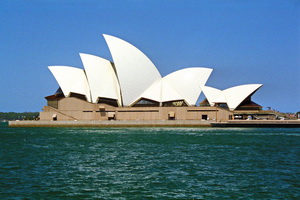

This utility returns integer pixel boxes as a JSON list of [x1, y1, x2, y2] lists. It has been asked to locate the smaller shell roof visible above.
[[201, 84, 262, 110], [48, 66, 91, 102], [200, 86, 226, 106], [80, 53, 122, 106]]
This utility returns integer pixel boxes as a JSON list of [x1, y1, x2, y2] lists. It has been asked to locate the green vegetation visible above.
[[0, 112, 39, 121]]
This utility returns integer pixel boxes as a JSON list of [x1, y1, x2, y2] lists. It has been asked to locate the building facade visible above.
[[40, 34, 270, 122]]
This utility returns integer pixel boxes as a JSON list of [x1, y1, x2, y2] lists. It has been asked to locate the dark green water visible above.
[[1, 122, 299, 199]]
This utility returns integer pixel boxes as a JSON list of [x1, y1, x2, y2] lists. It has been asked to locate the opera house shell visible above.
[[200, 84, 263, 111], [40, 34, 265, 122]]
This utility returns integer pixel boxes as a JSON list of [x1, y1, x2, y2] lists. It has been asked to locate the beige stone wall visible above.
[[40, 97, 233, 122], [216, 108, 233, 122]]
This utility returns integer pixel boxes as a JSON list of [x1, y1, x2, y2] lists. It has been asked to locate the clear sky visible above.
[[0, 0, 299, 113]]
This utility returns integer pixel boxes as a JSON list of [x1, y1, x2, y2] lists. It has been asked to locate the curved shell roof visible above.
[[200, 86, 226, 106], [136, 67, 212, 105], [47, 34, 262, 110], [201, 84, 262, 110], [160, 80, 186, 102], [163, 67, 213, 105], [103, 34, 162, 106], [223, 84, 262, 110], [136, 79, 185, 104], [48, 66, 91, 102], [80, 53, 121, 106]]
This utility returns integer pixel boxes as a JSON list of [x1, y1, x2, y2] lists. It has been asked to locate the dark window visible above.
[[215, 103, 228, 109], [162, 100, 187, 107], [202, 115, 208, 120], [52, 114, 57, 121], [132, 98, 159, 107], [97, 97, 118, 107], [69, 93, 87, 101]]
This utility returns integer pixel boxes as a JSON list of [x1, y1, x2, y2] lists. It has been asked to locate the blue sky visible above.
[[0, 0, 299, 112]]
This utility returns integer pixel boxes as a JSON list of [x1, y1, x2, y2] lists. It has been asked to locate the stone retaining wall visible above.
[[9, 120, 212, 127]]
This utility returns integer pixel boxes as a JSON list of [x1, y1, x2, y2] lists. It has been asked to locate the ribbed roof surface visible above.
[[136, 68, 212, 105], [103, 34, 162, 106], [47, 34, 264, 109], [201, 84, 262, 110], [48, 66, 91, 102], [80, 53, 121, 106]]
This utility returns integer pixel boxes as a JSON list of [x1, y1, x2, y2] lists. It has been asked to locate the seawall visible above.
[[8, 120, 212, 127], [9, 120, 300, 128], [212, 120, 300, 128]]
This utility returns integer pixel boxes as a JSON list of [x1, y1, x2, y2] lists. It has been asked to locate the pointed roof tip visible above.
[[103, 34, 125, 42], [79, 53, 112, 63], [243, 83, 263, 85], [253, 84, 263, 91], [103, 34, 116, 44], [79, 52, 94, 57], [48, 66, 55, 71], [202, 84, 263, 92], [103, 33, 114, 38], [48, 66, 60, 70], [251, 83, 263, 88], [238, 83, 263, 90], [173, 67, 213, 71], [246, 83, 263, 86], [48, 66, 62, 69]]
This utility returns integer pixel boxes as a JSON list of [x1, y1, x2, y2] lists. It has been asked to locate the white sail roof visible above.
[[135, 79, 162, 103], [135, 67, 212, 105], [80, 53, 122, 106], [200, 86, 226, 106], [103, 34, 162, 106], [160, 80, 186, 102], [223, 84, 262, 110], [136, 79, 185, 104], [163, 67, 213, 105], [201, 84, 262, 110], [47, 34, 265, 110], [48, 66, 91, 102]]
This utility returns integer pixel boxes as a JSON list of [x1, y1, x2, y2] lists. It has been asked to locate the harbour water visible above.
[[1, 122, 299, 199]]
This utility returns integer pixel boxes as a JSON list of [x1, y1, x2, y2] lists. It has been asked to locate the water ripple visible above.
[[0, 124, 299, 199]]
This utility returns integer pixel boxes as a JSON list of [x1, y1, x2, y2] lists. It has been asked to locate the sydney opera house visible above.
[[40, 34, 270, 122]]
